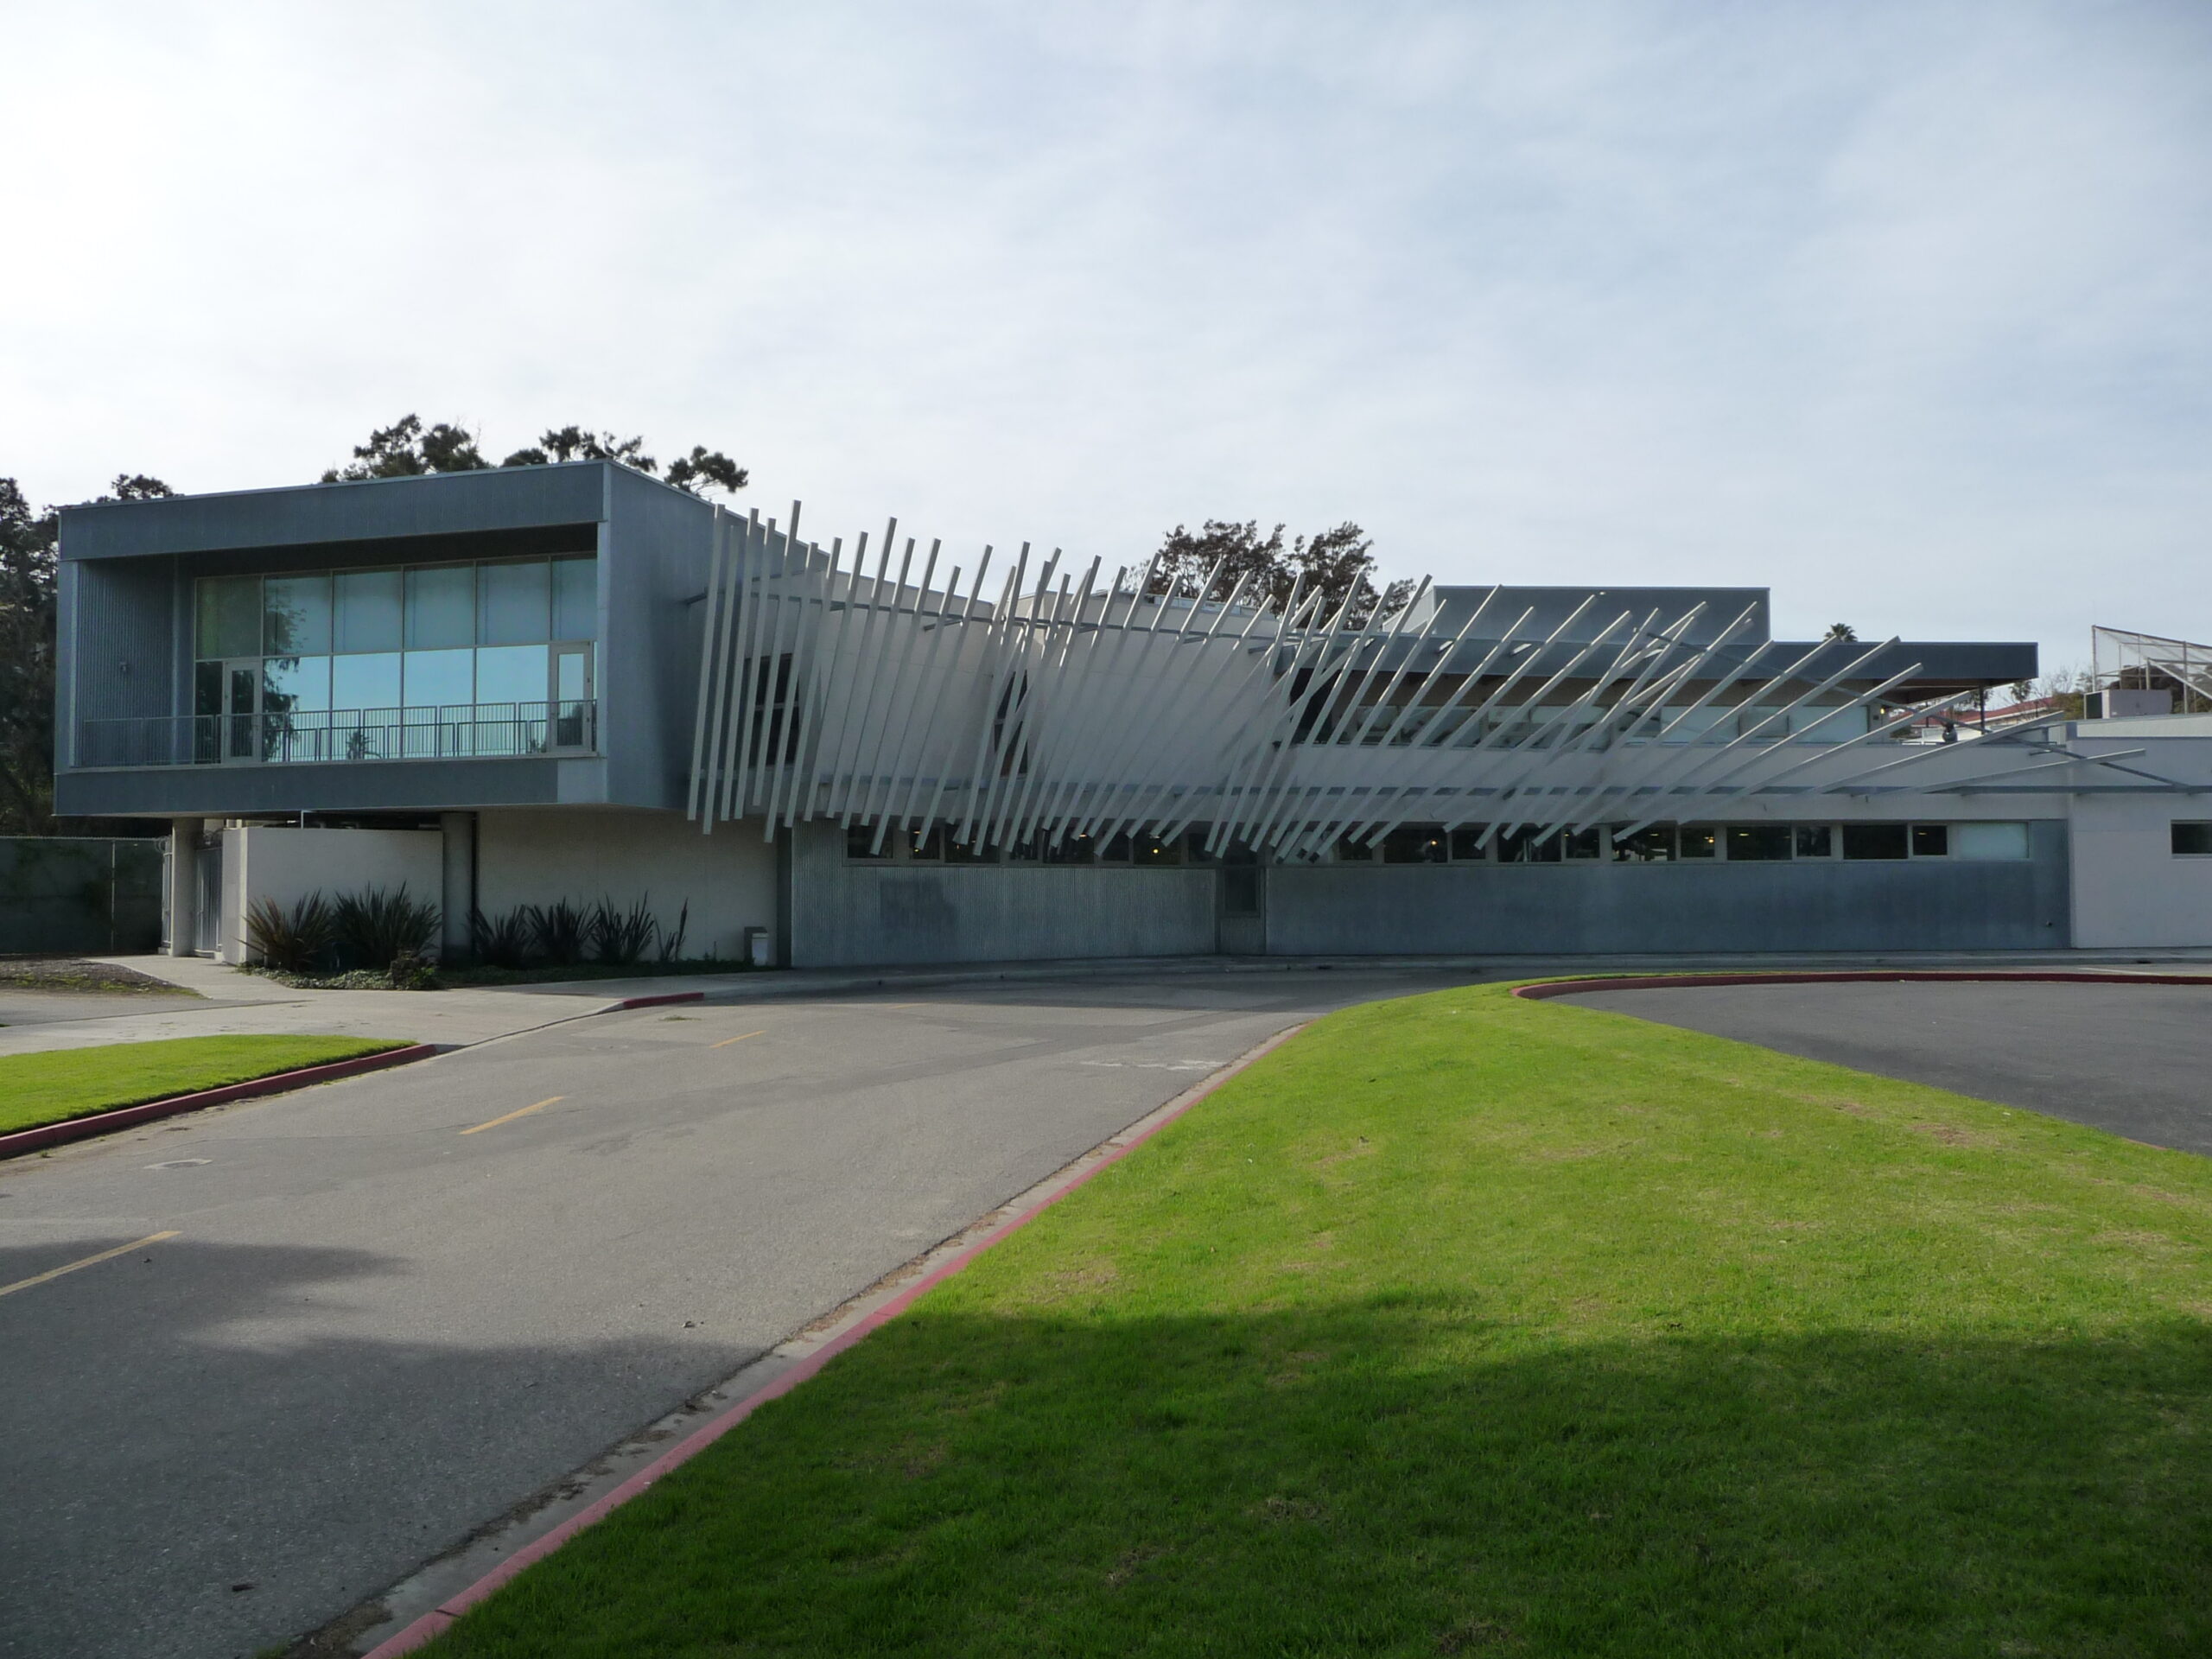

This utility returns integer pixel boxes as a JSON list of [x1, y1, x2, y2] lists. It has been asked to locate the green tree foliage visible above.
[[326, 415, 748, 498], [1144, 518, 1408, 624], [0, 474, 172, 832], [1824, 622, 1859, 642]]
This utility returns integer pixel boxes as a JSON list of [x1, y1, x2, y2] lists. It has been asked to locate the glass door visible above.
[[198, 658, 261, 763], [550, 644, 594, 751]]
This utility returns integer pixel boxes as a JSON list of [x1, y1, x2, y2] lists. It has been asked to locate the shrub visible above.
[[588, 895, 658, 965], [245, 893, 335, 974], [468, 906, 535, 969], [528, 899, 590, 966], [656, 900, 690, 963], [331, 886, 442, 969]]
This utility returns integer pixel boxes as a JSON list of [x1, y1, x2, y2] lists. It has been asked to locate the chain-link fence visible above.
[[0, 837, 165, 955]]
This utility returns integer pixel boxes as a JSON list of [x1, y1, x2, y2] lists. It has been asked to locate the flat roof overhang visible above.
[[58, 462, 614, 563]]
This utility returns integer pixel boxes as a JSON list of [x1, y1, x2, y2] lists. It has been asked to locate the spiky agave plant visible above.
[[331, 886, 441, 970], [245, 893, 336, 975], [528, 899, 591, 966], [655, 899, 691, 963], [588, 894, 658, 965], [468, 906, 535, 969]]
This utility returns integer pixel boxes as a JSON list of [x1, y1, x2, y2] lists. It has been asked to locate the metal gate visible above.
[[194, 841, 222, 955]]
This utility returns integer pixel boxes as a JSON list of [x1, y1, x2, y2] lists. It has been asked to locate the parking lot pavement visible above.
[[1560, 978, 2212, 1156], [0, 966, 1474, 1659]]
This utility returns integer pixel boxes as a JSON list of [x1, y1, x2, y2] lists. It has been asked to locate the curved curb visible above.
[[1512, 969, 2212, 1001], [0, 1043, 437, 1160], [608, 990, 705, 1011], [360, 1021, 1308, 1658]]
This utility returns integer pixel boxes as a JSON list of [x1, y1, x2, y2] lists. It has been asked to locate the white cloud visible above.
[[2, 0, 2205, 665]]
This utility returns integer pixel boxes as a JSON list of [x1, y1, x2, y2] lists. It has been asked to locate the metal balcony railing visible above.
[[74, 701, 598, 768]]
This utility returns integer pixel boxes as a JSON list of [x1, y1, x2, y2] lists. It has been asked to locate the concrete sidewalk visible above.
[[2, 947, 2205, 1063]]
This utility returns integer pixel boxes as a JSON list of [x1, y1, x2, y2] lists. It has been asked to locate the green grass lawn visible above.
[[424, 983, 2211, 1658], [0, 1033, 405, 1136]]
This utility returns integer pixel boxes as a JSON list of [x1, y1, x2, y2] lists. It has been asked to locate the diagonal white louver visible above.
[[689, 506, 2073, 851]]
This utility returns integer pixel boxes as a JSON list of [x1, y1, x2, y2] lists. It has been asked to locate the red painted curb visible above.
[[1512, 969, 2212, 1001], [0, 1043, 438, 1160], [611, 990, 706, 1011], [359, 1022, 1308, 1658]]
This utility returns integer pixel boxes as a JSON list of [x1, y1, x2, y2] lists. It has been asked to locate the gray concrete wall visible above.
[[789, 821, 1217, 966], [602, 467, 715, 810], [1266, 820, 2071, 954], [59, 556, 177, 757], [57, 757, 565, 818]]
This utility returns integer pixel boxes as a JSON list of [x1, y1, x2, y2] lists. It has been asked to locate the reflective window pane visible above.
[[553, 556, 598, 640], [405, 565, 476, 649], [1382, 823, 1447, 863], [334, 571, 403, 652], [1679, 824, 1719, 859], [1613, 825, 1675, 861], [1132, 833, 1181, 865], [1910, 823, 1949, 858], [1498, 827, 1562, 863], [264, 574, 331, 655], [1794, 823, 1834, 859], [262, 655, 330, 715], [1726, 824, 1793, 861], [1841, 823, 1908, 861], [332, 652, 401, 711], [479, 561, 551, 645], [195, 576, 260, 658], [1449, 827, 1489, 861], [1955, 822, 2030, 861], [474, 644, 547, 706], [404, 647, 474, 709]]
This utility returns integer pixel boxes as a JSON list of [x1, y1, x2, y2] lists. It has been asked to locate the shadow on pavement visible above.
[[0, 1236, 752, 1659]]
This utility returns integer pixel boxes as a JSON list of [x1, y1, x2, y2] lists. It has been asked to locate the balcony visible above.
[[76, 700, 599, 769]]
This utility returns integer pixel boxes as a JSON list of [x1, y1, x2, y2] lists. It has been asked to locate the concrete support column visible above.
[[167, 817, 202, 957], [439, 811, 476, 961]]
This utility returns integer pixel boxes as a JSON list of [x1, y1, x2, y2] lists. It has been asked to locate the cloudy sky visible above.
[[4, 2, 2206, 669]]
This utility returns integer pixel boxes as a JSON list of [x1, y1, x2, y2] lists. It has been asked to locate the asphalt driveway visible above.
[[0, 967, 1471, 1659], [1560, 978, 2212, 1156]]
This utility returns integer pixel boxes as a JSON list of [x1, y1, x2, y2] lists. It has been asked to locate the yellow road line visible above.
[[710, 1030, 766, 1049], [460, 1096, 564, 1135], [0, 1230, 180, 1300]]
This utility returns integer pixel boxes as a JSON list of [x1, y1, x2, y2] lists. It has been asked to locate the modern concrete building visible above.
[[54, 464, 2212, 965]]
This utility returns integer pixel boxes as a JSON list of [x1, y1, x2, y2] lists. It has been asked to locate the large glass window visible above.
[[1613, 825, 1675, 861], [554, 556, 598, 640], [2172, 823, 2212, 857], [480, 561, 551, 645], [1842, 823, 1908, 861], [474, 644, 548, 706], [334, 571, 404, 652], [1726, 824, 1793, 861], [1957, 823, 2030, 861], [195, 575, 261, 658], [1382, 823, 1448, 863], [193, 556, 595, 764], [333, 652, 401, 710], [404, 648, 474, 709], [405, 566, 476, 649], [264, 575, 331, 656]]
